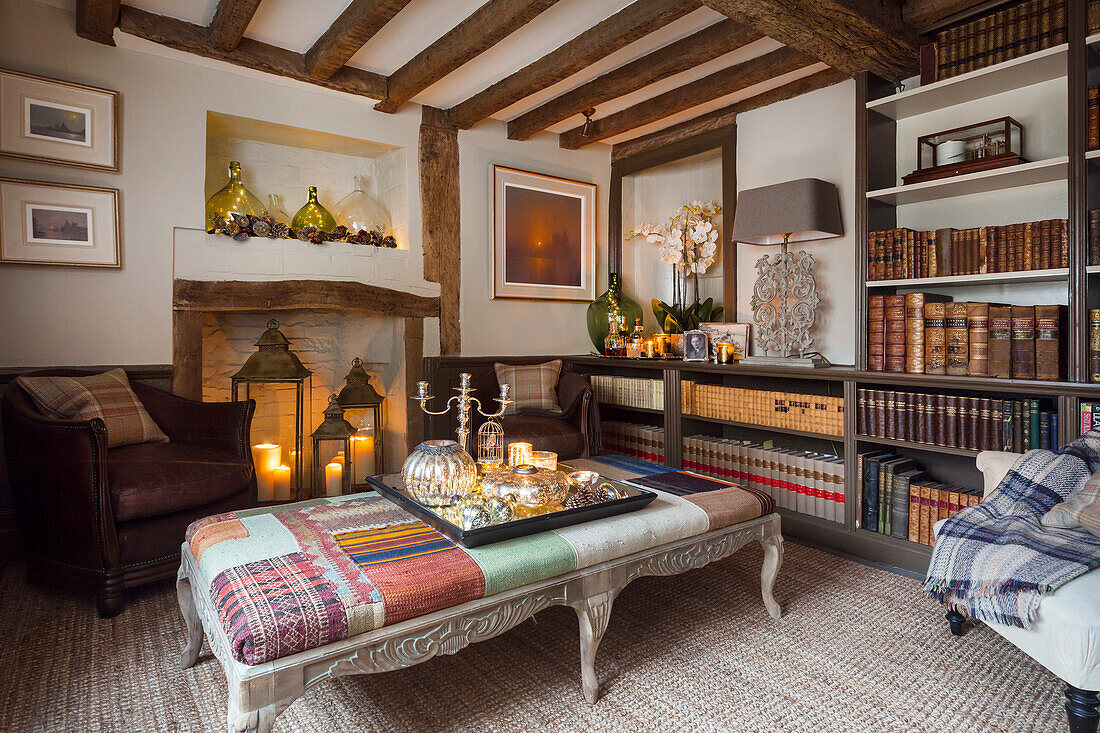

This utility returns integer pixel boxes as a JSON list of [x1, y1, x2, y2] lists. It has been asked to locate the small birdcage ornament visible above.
[[477, 419, 505, 463]]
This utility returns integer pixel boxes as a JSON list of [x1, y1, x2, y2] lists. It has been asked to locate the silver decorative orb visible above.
[[484, 496, 514, 524], [481, 464, 570, 508], [401, 439, 476, 507], [457, 498, 492, 530]]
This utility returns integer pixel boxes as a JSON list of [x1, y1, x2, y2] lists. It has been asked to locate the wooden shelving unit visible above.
[[855, 434, 981, 458], [866, 269, 1069, 288], [598, 402, 662, 415], [865, 156, 1069, 205], [682, 414, 842, 442]]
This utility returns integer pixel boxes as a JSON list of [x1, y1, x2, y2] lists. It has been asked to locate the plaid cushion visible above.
[[1043, 470, 1100, 538], [495, 360, 562, 415], [16, 368, 168, 448]]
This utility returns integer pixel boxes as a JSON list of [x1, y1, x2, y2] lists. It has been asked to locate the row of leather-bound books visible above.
[[867, 222, 1069, 282], [681, 381, 844, 437], [601, 421, 666, 465], [590, 375, 664, 412], [857, 452, 980, 547], [683, 435, 845, 524], [857, 389, 1060, 452], [868, 293, 1065, 380]]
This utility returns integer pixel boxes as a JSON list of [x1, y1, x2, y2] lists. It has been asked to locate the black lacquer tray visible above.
[[364, 471, 656, 548]]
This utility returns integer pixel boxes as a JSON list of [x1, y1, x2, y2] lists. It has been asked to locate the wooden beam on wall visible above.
[[305, 0, 413, 80], [173, 279, 441, 318], [902, 0, 990, 32], [208, 0, 262, 51], [117, 6, 388, 100], [172, 310, 203, 400], [448, 0, 701, 130], [76, 0, 121, 45], [560, 46, 816, 149], [610, 67, 848, 161], [508, 19, 760, 141], [403, 317, 426, 451], [419, 107, 461, 356], [701, 0, 920, 77]]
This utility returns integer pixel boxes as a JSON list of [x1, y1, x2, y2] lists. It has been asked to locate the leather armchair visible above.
[[1, 370, 256, 617], [473, 367, 600, 460]]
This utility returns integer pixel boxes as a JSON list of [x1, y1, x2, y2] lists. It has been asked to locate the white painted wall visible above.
[[735, 79, 858, 365]]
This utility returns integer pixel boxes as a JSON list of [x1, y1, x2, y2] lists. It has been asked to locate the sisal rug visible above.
[[0, 543, 1065, 733]]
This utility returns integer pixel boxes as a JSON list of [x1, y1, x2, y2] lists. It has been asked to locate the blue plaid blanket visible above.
[[924, 430, 1100, 628]]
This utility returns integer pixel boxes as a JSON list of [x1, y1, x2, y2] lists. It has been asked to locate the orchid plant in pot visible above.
[[628, 201, 724, 337]]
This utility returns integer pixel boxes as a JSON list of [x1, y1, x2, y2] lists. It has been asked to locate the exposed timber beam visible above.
[[117, 6, 388, 100], [375, 0, 563, 115], [901, 0, 991, 32], [610, 67, 849, 162], [305, 0, 415, 80], [208, 0, 262, 51], [701, 0, 920, 78], [448, 0, 701, 130], [560, 46, 816, 149], [508, 18, 760, 141], [419, 107, 461, 355], [76, 0, 122, 45]]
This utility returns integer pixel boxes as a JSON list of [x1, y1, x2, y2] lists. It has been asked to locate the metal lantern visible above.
[[311, 394, 355, 498], [231, 319, 312, 500], [336, 357, 385, 482]]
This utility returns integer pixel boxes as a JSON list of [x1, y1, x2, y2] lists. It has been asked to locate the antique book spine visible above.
[[1090, 309, 1100, 383], [1041, 218, 1052, 270], [1011, 400, 1024, 452], [1090, 85, 1100, 151], [923, 301, 948, 375], [884, 294, 907, 373], [918, 484, 933, 546], [858, 389, 870, 435], [945, 302, 970, 376], [1028, 0, 1041, 53], [1052, 0, 1066, 44], [964, 397, 980, 450], [868, 294, 886, 371], [993, 5, 1007, 64], [1090, 210, 1100, 266], [891, 471, 921, 539], [978, 397, 992, 451], [987, 225, 998, 273], [1039, 0, 1053, 49], [978, 226, 989, 274], [988, 399, 1003, 451], [1023, 221, 1034, 271], [1034, 304, 1065, 381], [905, 293, 926, 374], [873, 389, 886, 437], [944, 395, 959, 447], [884, 391, 896, 439], [920, 42, 938, 85], [988, 304, 1013, 378], [1011, 305, 1037, 380], [966, 302, 990, 376], [908, 484, 922, 542]]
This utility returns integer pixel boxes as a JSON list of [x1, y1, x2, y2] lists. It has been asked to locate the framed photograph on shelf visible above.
[[0, 68, 119, 172], [682, 329, 709, 362], [700, 322, 751, 361], [492, 165, 595, 301], [0, 178, 120, 268]]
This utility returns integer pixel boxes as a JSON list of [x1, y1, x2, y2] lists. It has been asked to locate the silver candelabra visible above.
[[411, 373, 511, 453]]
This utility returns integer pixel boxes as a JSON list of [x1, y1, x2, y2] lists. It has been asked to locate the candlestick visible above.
[[325, 462, 343, 497], [273, 465, 291, 501], [251, 443, 281, 502], [409, 372, 512, 453]]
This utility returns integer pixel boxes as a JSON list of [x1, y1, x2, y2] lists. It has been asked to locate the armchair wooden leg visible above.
[[945, 609, 966, 636], [1066, 686, 1100, 733], [96, 569, 124, 618]]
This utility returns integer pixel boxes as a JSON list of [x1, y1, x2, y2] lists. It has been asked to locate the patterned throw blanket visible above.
[[924, 430, 1100, 628]]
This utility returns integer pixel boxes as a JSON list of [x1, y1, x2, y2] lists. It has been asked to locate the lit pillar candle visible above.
[[325, 462, 343, 497], [251, 443, 281, 502], [530, 451, 557, 471], [273, 465, 291, 502], [352, 435, 375, 478], [508, 442, 533, 467]]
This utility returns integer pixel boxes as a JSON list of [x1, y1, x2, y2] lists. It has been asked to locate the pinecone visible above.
[[565, 488, 601, 509]]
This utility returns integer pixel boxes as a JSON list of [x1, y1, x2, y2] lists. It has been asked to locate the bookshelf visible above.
[[865, 156, 1069, 205], [866, 268, 1069, 288]]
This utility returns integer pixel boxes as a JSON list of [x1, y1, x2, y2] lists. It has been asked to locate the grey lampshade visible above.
[[732, 178, 843, 245]]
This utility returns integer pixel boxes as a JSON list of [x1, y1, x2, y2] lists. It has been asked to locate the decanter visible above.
[[332, 175, 390, 236], [267, 193, 291, 226], [292, 186, 336, 233], [205, 161, 267, 232]]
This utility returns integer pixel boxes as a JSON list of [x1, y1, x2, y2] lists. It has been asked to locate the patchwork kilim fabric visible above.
[[185, 464, 774, 666], [924, 430, 1100, 628]]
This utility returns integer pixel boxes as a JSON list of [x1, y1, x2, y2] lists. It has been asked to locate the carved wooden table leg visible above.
[[571, 589, 619, 704], [228, 690, 300, 733], [177, 564, 203, 669], [759, 532, 783, 620]]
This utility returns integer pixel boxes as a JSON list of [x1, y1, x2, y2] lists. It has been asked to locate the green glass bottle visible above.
[[205, 161, 267, 232], [586, 272, 643, 352], [292, 186, 337, 233]]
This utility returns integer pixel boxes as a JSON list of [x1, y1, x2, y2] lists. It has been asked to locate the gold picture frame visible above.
[[0, 177, 121, 268], [0, 68, 120, 172]]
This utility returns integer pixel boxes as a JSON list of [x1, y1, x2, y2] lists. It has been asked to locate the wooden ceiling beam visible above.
[[559, 46, 816, 149], [448, 0, 701, 130], [610, 67, 849, 162], [208, 0, 262, 51], [117, 6, 388, 99], [701, 0, 920, 77], [507, 19, 760, 141], [76, 0, 122, 45], [305, 0, 415, 80], [374, 0, 563, 115], [901, 0, 990, 32]]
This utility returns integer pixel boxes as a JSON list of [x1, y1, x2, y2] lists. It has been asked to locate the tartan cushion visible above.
[[1042, 470, 1100, 539], [16, 368, 168, 449], [494, 360, 562, 415]]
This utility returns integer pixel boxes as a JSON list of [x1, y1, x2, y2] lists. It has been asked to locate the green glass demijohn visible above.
[[586, 272, 643, 353], [292, 186, 337, 233], [205, 161, 268, 232]]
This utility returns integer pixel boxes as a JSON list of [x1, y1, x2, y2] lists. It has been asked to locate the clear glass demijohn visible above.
[[333, 175, 391, 236]]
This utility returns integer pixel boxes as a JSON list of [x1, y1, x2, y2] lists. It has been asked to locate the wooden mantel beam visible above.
[[448, 0, 701, 130], [208, 0, 263, 52], [305, 0, 414, 80], [173, 279, 441, 319], [117, 6, 388, 100], [374, 0, 563, 115], [559, 46, 816, 149], [701, 0, 920, 78], [76, 0, 122, 45], [508, 18, 760, 141]]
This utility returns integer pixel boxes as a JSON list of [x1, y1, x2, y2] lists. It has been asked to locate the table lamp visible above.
[[732, 178, 843, 368]]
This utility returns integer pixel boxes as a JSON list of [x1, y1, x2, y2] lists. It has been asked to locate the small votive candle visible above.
[[508, 442, 533, 467], [645, 340, 655, 358], [325, 461, 343, 498], [529, 451, 557, 471], [273, 465, 292, 502], [717, 343, 731, 364], [477, 457, 503, 477]]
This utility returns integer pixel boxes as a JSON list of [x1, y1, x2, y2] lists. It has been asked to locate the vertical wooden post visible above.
[[403, 317, 425, 452], [419, 107, 461, 355], [663, 368, 682, 469], [721, 127, 737, 318], [1067, 0, 1088, 383], [172, 310, 203, 400]]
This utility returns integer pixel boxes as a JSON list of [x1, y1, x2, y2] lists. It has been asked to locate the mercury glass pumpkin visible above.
[[401, 439, 476, 507], [480, 464, 570, 508], [332, 175, 391, 236], [292, 186, 337, 233], [206, 161, 267, 232]]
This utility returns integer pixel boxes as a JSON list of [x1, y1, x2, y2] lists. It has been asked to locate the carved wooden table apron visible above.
[[177, 513, 783, 733]]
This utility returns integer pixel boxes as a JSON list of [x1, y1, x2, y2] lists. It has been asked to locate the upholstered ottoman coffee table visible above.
[[176, 470, 782, 732]]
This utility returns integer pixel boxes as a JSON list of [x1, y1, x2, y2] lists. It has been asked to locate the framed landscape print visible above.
[[493, 165, 595, 301], [0, 178, 120, 267], [0, 69, 119, 172]]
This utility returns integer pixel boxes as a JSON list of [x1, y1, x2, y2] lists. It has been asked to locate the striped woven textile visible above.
[[335, 523, 455, 567]]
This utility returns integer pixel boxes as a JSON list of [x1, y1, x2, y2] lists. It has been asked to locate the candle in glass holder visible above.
[[477, 457, 503, 477], [352, 435, 375, 479], [251, 443, 281, 502], [530, 451, 557, 471], [325, 462, 343, 497], [273, 465, 291, 501], [508, 442, 533, 467]]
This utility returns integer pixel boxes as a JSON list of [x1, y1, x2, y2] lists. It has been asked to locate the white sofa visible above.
[[933, 451, 1100, 733]]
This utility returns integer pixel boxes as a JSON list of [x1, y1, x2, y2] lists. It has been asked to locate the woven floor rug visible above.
[[0, 543, 1065, 733]]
